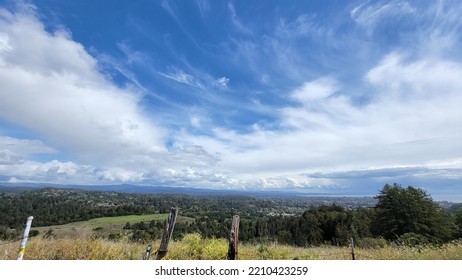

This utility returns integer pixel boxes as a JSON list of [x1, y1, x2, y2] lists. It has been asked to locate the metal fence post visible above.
[[143, 244, 153, 260], [17, 216, 33, 260]]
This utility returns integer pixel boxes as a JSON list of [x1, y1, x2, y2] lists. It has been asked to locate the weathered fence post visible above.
[[226, 215, 240, 260], [155, 207, 178, 260], [17, 216, 33, 260], [350, 237, 356, 260], [143, 244, 152, 260]]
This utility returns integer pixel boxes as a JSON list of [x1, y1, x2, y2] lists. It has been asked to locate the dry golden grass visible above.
[[1, 234, 461, 260]]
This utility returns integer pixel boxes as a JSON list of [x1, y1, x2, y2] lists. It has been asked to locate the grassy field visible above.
[[2, 215, 461, 260], [31, 214, 194, 239], [1, 233, 461, 260]]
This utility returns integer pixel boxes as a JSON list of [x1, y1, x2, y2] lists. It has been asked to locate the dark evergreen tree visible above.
[[454, 207, 462, 238], [371, 184, 456, 243]]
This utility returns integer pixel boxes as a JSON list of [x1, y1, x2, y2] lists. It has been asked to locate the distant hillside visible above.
[[0, 186, 376, 228], [1, 186, 460, 249], [0, 185, 34, 193], [1, 182, 371, 197]]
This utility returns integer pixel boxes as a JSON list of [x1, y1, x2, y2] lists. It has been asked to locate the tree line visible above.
[[127, 184, 461, 246], [1, 184, 462, 247]]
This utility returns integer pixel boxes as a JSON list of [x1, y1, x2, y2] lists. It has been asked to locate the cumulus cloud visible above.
[[0, 150, 23, 165], [0, 6, 167, 166], [0, 136, 55, 158], [96, 168, 144, 183], [0, 159, 89, 184], [364, 53, 462, 148]]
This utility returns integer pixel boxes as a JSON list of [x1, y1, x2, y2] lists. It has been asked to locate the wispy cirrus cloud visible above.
[[159, 68, 200, 87], [227, 2, 252, 35], [160, 0, 207, 52], [195, 0, 210, 18], [175, 47, 462, 191], [158, 67, 230, 91], [351, 0, 415, 34]]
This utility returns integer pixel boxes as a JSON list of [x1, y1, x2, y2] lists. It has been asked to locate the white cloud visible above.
[[95, 42, 149, 91], [1, 2, 462, 194], [96, 168, 144, 183], [159, 68, 200, 87], [0, 150, 23, 165], [216, 76, 229, 87], [7, 177, 20, 183], [228, 2, 251, 34], [351, 1, 415, 33], [276, 15, 324, 39], [0, 7, 167, 166], [195, 0, 210, 17], [0, 136, 55, 157], [190, 115, 201, 128], [290, 78, 339, 105], [0, 159, 88, 184], [175, 51, 462, 189], [367, 52, 462, 98], [0, 32, 12, 53]]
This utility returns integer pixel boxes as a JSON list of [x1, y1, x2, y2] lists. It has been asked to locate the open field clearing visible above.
[[1, 234, 461, 260], [31, 214, 194, 239]]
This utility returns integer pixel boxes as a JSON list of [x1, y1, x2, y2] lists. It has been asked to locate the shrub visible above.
[[397, 233, 429, 247], [182, 233, 203, 258], [202, 238, 228, 259], [356, 237, 387, 249], [29, 229, 40, 237]]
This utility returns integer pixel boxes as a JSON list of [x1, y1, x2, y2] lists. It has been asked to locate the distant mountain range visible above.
[[0, 182, 362, 197], [2, 183, 458, 209]]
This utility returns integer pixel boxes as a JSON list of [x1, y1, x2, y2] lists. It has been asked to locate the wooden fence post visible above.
[[350, 237, 356, 260], [155, 207, 178, 260], [17, 216, 33, 260], [227, 215, 240, 260]]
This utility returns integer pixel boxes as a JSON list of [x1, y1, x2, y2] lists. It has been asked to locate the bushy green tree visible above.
[[371, 184, 456, 243]]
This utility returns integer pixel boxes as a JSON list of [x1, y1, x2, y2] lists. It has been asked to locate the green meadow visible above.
[[31, 214, 194, 239]]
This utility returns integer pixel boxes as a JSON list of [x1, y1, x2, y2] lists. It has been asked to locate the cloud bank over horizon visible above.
[[1, 1, 462, 200]]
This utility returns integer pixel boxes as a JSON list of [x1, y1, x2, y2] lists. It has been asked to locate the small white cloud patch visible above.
[[216, 76, 229, 87]]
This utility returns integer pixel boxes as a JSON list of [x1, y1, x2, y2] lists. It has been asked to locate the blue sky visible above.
[[1, 0, 462, 201]]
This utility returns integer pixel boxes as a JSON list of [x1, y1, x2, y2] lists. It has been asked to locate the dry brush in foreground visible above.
[[1, 234, 462, 260]]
